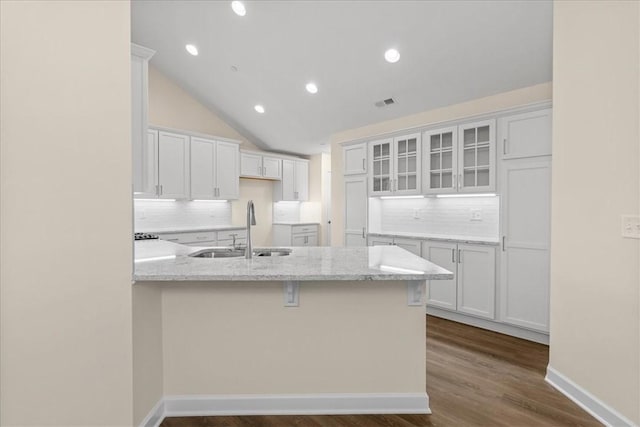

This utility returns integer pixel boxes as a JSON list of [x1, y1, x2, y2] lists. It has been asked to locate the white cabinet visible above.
[[158, 131, 190, 199], [500, 158, 551, 332], [423, 120, 495, 194], [274, 159, 309, 201], [273, 224, 319, 246], [422, 241, 496, 320], [240, 151, 282, 180], [499, 108, 552, 160], [131, 43, 155, 197], [344, 175, 368, 247], [369, 133, 421, 196], [343, 142, 367, 175], [190, 137, 240, 200], [157, 229, 246, 247], [367, 235, 421, 256]]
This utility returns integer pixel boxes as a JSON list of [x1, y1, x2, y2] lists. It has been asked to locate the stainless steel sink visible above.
[[189, 247, 291, 258]]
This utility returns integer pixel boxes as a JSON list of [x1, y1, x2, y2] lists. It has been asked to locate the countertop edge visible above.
[[133, 273, 453, 282], [367, 232, 499, 246]]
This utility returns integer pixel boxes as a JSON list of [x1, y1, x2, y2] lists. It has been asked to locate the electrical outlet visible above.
[[470, 209, 482, 221], [621, 215, 640, 239], [413, 208, 420, 219]]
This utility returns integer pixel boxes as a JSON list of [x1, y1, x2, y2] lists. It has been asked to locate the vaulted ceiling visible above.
[[132, 1, 552, 155]]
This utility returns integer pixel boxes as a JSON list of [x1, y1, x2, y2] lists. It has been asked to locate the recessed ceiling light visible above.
[[254, 105, 265, 114], [305, 82, 318, 94], [185, 44, 198, 56], [231, 1, 246, 16], [384, 48, 400, 63]]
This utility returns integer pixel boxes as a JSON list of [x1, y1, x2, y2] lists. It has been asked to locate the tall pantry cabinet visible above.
[[498, 108, 552, 333]]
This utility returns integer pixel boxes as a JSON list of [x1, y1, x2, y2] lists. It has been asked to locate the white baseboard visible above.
[[545, 366, 635, 427], [139, 398, 165, 427], [426, 306, 549, 344], [140, 392, 430, 425]]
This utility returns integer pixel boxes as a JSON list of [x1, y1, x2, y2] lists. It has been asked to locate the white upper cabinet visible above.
[[422, 120, 496, 194], [131, 43, 155, 197], [343, 142, 367, 175], [262, 156, 282, 179], [158, 131, 190, 199], [240, 151, 282, 180], [274, 158, 309, 201], [215, 141, 240, 199], [423, 127, 458, 194], [369, 133, 421, 196], [499, 108, 552, 160], [190, 136, 239, 200], [369, 138, 393, 195]]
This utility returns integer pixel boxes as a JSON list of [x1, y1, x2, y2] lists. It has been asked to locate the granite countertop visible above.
[[272, 222, 320, 226], [368, 232, 499, 245], [134, 240, 453, 282], [136, 225, 246, 234]]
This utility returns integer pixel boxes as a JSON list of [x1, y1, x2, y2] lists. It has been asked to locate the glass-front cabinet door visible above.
[[458, 119, 495, 193], [423, 127, 457, 194], [393, 133, 421, 194], [369, 138, 393, 195]]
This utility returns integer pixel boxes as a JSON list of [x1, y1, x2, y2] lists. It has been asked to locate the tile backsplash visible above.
[[272, 201, 301, 223], [370, 196, 500, 239], [134, 200, 232, 231]]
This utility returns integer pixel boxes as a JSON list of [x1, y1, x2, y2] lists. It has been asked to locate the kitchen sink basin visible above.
[[189, 247, 291, 258]]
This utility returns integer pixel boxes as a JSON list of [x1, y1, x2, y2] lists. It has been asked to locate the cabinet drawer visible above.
[[157, 231, 216, 244], [217, 229, 247, 241], [218, 237, 246, 247], [291, 225, 318, 235]]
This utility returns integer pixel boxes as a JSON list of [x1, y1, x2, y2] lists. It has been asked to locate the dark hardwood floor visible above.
[[160, 316, 600, 427]]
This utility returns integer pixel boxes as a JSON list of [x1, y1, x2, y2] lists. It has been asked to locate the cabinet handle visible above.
[[160, 185, 163, 195], [458, 174, 462, 190], [451, 248, 455, 263], [458, 249, 462, 263], [362, 227, 366, 238], [502, 236, 506, 252], [503, 138, 507, 156], [155, 184, 159, 196], [258, 166, 261, 175], [362, 158, 365, 171], [452, 174, 456, 189]]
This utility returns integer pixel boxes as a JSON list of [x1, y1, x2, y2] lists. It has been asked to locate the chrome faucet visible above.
[[245, 200, 256, 259]]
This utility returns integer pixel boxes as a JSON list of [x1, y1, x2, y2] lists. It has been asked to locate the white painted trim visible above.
[[545, 366, 635, 427], [161, 393, 430, 417], [139, 398, 165, 427], [131, 43, 156, 59], [426, 306, 549, 344]]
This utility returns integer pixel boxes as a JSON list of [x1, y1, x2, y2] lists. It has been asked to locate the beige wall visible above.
[[330, 83, 552, 246], [149, 66, 281, 246], [0, 1, 134, 426], [161, 281, 425, 394], [550, 1, 640, 424]]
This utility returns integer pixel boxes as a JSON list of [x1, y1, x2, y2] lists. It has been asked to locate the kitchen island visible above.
[[133, 241, 452, 426]]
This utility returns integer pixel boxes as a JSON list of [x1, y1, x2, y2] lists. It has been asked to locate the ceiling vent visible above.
[[374, 97, 396, 108]]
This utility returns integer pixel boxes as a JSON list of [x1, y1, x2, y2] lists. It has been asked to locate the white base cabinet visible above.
[[157, 229, 247, 247], [422, 241, 495, 320], [367, 235, 421, 256], [273, 224, 319, 246]]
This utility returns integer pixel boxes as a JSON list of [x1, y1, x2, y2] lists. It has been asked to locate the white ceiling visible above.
[[132, 0, 552, 155]]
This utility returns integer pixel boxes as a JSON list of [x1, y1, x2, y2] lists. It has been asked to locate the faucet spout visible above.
[[246, 200, 256, 259]]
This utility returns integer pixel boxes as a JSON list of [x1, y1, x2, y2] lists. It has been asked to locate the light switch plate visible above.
[[621, 215, 640, 239], [470, 209, 482, 221]]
